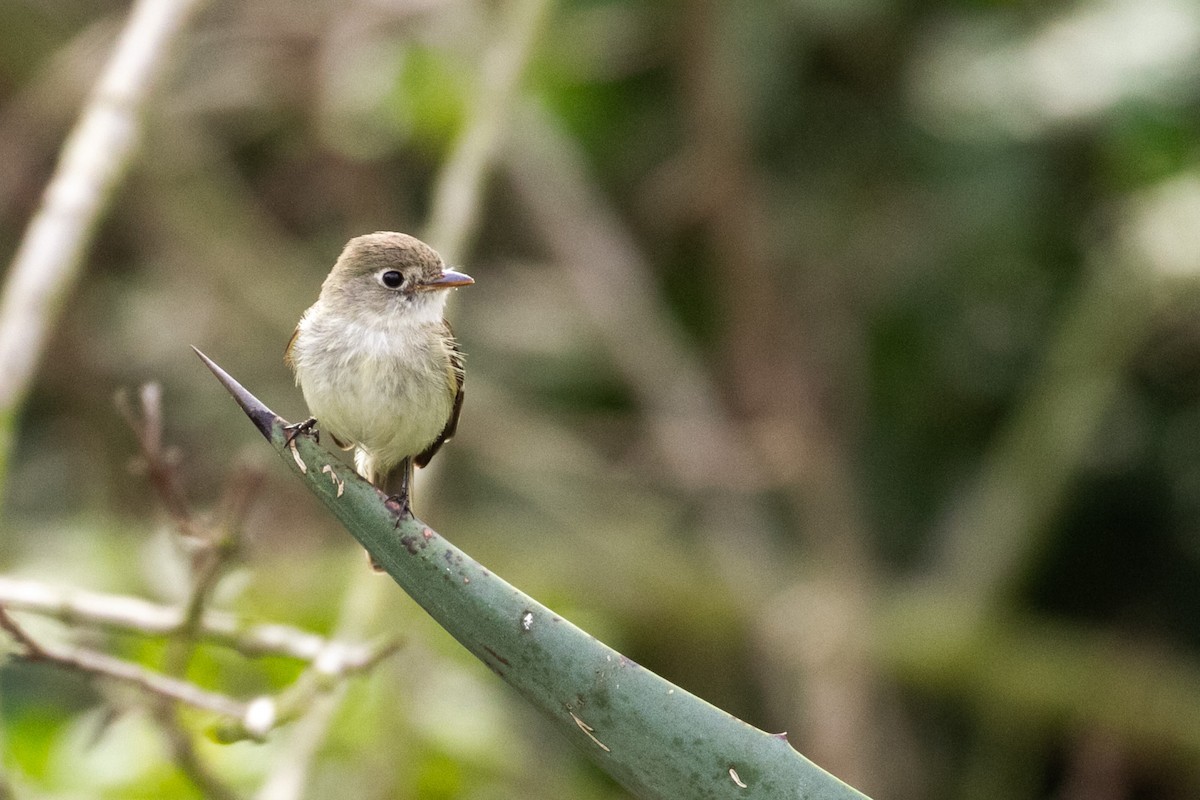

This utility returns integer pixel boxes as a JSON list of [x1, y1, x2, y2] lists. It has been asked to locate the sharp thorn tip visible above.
[[193, 347, 282, 440]]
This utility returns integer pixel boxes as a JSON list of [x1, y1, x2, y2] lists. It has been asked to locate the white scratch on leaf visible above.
[[570, 711, 610, 752], [321, 464, 344, 496], [288, 437, 306, 472]]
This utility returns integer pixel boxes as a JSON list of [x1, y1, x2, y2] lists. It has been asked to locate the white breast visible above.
[[289, 300, 455, 480]]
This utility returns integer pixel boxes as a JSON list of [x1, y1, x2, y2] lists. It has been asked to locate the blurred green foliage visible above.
[[1, 0, 1200, 798]]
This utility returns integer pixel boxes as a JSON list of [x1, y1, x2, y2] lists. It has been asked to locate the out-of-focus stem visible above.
[[423, 0, 553, 266], [0, 575, 381, 665], [929, 174, 1200, 610], [0, 0, 206, 490], [930, 258, 1154, 610], [504, 102, 765, 493]]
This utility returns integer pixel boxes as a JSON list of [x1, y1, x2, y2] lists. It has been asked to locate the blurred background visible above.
[[2, 0, 1200, 798]]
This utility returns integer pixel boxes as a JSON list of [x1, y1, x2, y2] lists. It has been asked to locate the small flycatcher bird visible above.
[[285, 232, 473, 517]]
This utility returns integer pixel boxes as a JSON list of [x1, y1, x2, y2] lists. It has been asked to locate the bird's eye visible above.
[[379, 270, 404, 289]]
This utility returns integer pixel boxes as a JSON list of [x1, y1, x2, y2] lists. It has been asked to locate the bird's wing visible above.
[[284, 322, 351, 450], [414, 320, 464, 469], [283, 325, 299, 368]]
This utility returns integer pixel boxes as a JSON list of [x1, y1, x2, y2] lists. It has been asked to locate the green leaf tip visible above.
[[196, 353, 873, 800]]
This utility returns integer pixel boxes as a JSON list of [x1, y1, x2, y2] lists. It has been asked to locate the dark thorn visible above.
[[191, 347, 283, 440], [283, 417, 319, 447]]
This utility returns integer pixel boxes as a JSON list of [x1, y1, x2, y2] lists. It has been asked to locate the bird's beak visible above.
[[416, 269, 475, 291]]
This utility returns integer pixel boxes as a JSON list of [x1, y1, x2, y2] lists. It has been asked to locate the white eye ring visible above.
[[377, 269, 404, 290]]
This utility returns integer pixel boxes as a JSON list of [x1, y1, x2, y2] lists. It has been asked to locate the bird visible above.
[[284, 232, 473, 519]]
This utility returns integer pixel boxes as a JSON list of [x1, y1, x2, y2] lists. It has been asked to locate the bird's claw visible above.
[[283, 417, 319, 447], [385, 493, 413, 528]]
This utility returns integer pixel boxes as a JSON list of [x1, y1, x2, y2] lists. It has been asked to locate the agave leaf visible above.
[[194, 348, 870, 800]]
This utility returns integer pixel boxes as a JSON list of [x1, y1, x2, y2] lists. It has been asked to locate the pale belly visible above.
[[291, 321, 454, 475]]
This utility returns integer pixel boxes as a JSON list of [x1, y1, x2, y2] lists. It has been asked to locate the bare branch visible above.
[[0, 606, 246, 718], [117, 383, 196, 535], [0, 601, 400, 747], [155, 713, 244, 800], [219, 638, 403, 743], [0, 576, 386, 667]]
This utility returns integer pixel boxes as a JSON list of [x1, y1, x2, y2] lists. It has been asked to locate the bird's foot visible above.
[[385, 493, 414, 528], [366, 495, 413, 572], [283, 417, 319, 447]]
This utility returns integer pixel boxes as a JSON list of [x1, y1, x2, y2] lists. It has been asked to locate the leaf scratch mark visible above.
[[288, 437, 306, 473], [321, 464, 344, 496], [569, 711, 610, 752]]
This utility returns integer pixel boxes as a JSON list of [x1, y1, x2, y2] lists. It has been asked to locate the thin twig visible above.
[[0, 606, 246, 718], [220, 638, 403, 743], [0, 576, 385, 666], [1, 590, 248, 798], [116, 383, 195, 535], [119, 380, 258, 798], [117, 381, 259, 668], [252, 688, 345, 800], [119, 378, 240, 796], [158, 717, 244, 800], [157, 441, 252, 794], [254, 564, 391, 799], [0, 600, 400, 746], [0, 605, 44, 654]]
